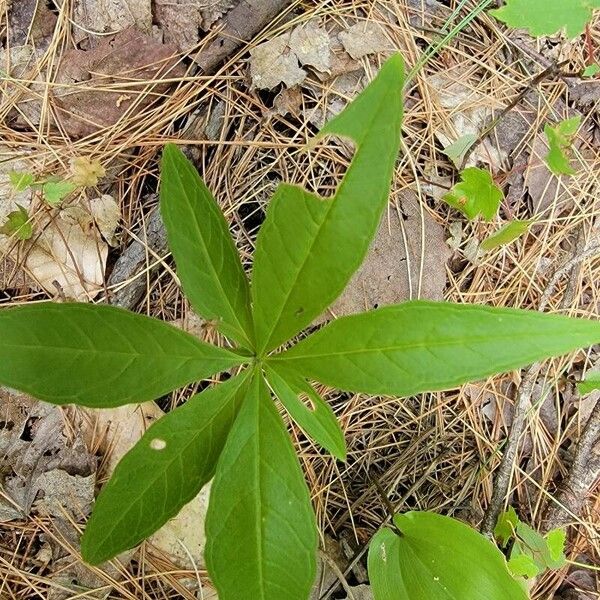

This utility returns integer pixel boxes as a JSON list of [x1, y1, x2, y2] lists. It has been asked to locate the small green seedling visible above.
[[577, 369, 600, 394], [544, 117, 582, 176], [8, 156, 105, 206], [443, 166, 503, 220], [0, 204, 33, 240], [1, 55, 600, 600], [481, 220, 532, 252], [495, 509, 567, 580]]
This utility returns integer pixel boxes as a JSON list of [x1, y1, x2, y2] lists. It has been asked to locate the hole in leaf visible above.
[[150, 438, 167, 450]]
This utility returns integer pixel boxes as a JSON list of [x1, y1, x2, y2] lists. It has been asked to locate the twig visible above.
[[542, 398, 600, 532], [460, 60, 570, 169], [481, 242, 600, 536]]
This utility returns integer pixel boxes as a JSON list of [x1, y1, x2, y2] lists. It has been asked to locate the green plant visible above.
[[495, 508, 567, 579], [544, 117, 582, 176], [1, 54, 600, 600]]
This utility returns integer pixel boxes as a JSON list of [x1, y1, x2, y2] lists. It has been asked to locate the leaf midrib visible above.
[[257, 84, 394, 353], [274, 330, 592, 361], [0, 342, 230, 361], [171, 158, 250, 347]]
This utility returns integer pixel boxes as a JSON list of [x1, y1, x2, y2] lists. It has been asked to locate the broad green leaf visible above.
[[583, 63, 600, 77], [265, 364, 346, 461], [481, 220, 532, 251], [490, 0, 600, 39], [271, 301, 600, 397], [544, 117, 581, 176], [251, 54, 404, 353], [508, 554, 540, 579], [9, 170, 35, 192], [368, 512, 527, 600], [443, 167, 503, 221], [577, 369, 600, 394], [160, 144, 254, 348], [42, 179, 77, 204], [205, 373, 318, 600], [0, 205, 33, 240], [81, 370, 250, 564], [494, 507, 519, 548], [442, 134, 478, 169], [0, 303, 246, 407]]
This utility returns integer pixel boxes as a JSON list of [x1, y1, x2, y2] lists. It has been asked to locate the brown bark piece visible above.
[[195, 0, 295, 73], [54, 28, 184, 138]]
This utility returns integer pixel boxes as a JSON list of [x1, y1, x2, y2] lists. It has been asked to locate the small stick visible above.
[[481, 242, 600, 536]]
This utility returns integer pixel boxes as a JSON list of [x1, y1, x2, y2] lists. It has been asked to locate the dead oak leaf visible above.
[[155, 0, 204, 53], [338, 22, 393, 60], [318, 191, 451, 322], [72, 0, 152, 43], [250, 21, 331, 90], [54, 28, 184, 138]]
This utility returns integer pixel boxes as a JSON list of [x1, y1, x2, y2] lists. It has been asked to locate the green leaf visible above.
[[495, 507, 519, 548], [265, 364, 346, 461], [251, 54, 404, 353], [443, 167, 503, 221], [271, 301, 600, 397], [546, 528, 567, 564], [544, 117, 581, 176], [205, 373, 318, 600], [481, 220, 532, 251], [582, 63, 600, 77], [490, 0, 600, 39], [512, 521, 566, 572], [577, 369, 600, 394], [0, 303, 246, 407], [160, 144, 254, 348], [81, 370, 251, 564], [508, 554, 540, 579], [442, 134, 478, 169], [0, 205, 33, 240], [9, 170, 35, 192], [42, 179, 77, 204], [368, 512, 527, 600]]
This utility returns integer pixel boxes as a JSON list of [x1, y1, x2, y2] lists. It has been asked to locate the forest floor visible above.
[[0, 0, 599, 599]]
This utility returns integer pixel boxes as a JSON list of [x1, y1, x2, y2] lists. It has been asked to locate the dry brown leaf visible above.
[[54, 28, 184, 138], [289, 21, 331, 72], [318, 192, 451, 321], [8, 0, 57, 47], [250, 21, 332, 90], [0, 45, 46, 126], [342, 586, 374, 600], [428, 66, 505, 172], [19, 208, 107, 300], [200, 0, 234, 28], [338, 22, 393, 60], [524, 130, 586, 215], [147, 484, 211, 569], [70, 156, 106, 187], [250, 34, 306, 90], [155, 0, 204, 53], [0, 388, 95, 522], [72, 0, 152, 43]]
